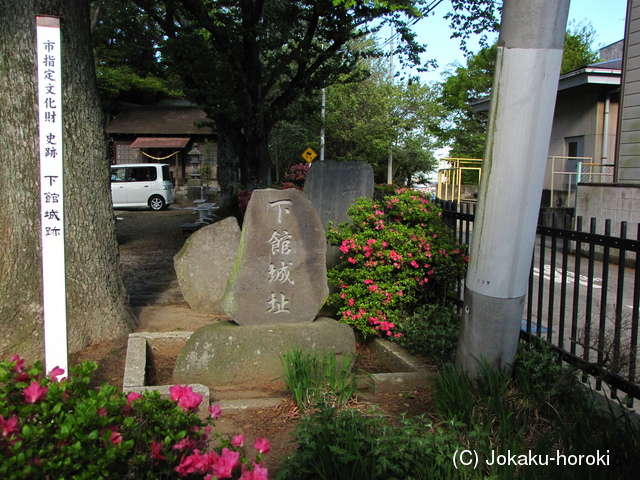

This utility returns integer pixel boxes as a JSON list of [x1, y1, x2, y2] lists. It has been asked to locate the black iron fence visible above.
[[436, 199, 640, 405]]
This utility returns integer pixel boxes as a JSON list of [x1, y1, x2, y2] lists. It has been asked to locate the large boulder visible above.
[[174, 217, 241, 314], [172, 318, 355, 388]]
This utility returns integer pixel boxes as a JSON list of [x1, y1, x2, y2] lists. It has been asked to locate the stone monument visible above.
[[303, 160, 374, 268], [173, 317, 355, 388], [174, 188, 353, 388], [303, 160, 374, 227], [221, 188, 329, 325]]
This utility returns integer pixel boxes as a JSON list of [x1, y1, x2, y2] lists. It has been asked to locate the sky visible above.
[[405, 0, 628, 84]]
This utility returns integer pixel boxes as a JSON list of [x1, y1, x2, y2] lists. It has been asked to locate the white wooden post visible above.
[[36, 15, 68, 375]]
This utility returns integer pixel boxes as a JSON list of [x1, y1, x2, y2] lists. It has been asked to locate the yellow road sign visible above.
[[302, 147, 317, 163]]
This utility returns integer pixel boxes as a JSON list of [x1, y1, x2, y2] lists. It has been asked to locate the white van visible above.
[[110, 163, 175, 211]]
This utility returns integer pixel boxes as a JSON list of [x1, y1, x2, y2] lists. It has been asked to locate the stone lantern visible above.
[[187, 143, 202, 178]]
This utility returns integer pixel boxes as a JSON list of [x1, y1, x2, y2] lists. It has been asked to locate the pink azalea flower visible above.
[[170, 384, 203, 412], [179, 390, 202, 412], [10, 354, 25, 373], [213, 448, 241, 478], [231, 434, 245, 447], [0, 414, 19, 439], [175, 452, 200, 476], [127, 391, 142, 405], [254, 437, 270, 454], [150, 440, 166, 464], [108, 426, 122, 445], [173, 437, 196, 451], [199, 450, 220, 472], [170, 384, 188, 402], [240, 462, 269, 480], [23, 382, 48, 404], [48, 366, 65, 382], [209, 403, 222, 419]]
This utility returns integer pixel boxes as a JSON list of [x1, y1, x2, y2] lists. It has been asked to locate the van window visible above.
[[111, 167, 127, 182], [128, 166, 157, 182], [162, 165, 171, 182]]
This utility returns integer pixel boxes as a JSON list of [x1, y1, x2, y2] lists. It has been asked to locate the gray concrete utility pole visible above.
[[455, 0, 571, 377]]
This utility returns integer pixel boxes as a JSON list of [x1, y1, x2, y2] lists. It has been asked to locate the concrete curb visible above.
[[124, 331, 437, 410]]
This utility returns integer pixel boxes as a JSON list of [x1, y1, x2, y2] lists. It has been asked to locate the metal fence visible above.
[[436, 199, 640, 405], [577, 162, 615, 184], [547, 156, 592, 209]]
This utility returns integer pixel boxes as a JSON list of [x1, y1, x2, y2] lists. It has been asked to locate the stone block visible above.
[[174, 217, 241, 314], [123, 336, 147, 389], [172, 317, 355, 388]]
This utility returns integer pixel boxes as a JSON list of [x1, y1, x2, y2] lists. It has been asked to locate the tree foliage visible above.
[[561, 20, 601, 74], [325, 76, 444, 184], [126, 0, 431, 194], [91, 1, 181, 113], [435, 20, 602, 160], [91, 0, 500, 197], [268, 65, 444, 186], [435, 44, 496, 159]]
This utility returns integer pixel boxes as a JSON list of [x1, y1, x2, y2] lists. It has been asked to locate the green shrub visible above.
[[326, 189, 468, 337], [278, 407, 469, 480], [394, 304, 461, 364], [0, 355, 269, 479]]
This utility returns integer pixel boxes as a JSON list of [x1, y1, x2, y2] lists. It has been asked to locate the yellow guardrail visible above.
[[437, 158, 483, 203]]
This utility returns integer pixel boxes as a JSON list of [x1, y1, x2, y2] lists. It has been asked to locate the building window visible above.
[[115, 144, 141, 163]]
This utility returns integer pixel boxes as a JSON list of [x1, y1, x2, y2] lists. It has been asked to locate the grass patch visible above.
[[281, 349, 360, 411]]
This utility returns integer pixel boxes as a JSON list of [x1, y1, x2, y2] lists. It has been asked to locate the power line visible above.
[[377, 0, 445, 49]]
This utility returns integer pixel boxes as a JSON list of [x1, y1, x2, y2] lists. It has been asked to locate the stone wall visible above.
[[575, 184, 640, 230]]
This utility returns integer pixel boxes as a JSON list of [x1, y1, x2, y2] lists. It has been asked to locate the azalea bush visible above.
[[281, 163, 310, 190], [0, 355, 269, 480], [326, 189, 468, 337]]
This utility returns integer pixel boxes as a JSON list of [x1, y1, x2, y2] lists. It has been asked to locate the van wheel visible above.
[[149, 195, 165, 211]]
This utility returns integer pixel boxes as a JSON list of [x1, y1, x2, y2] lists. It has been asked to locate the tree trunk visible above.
[[0, 0, 136, 362], [216, 114, 272, 195]]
